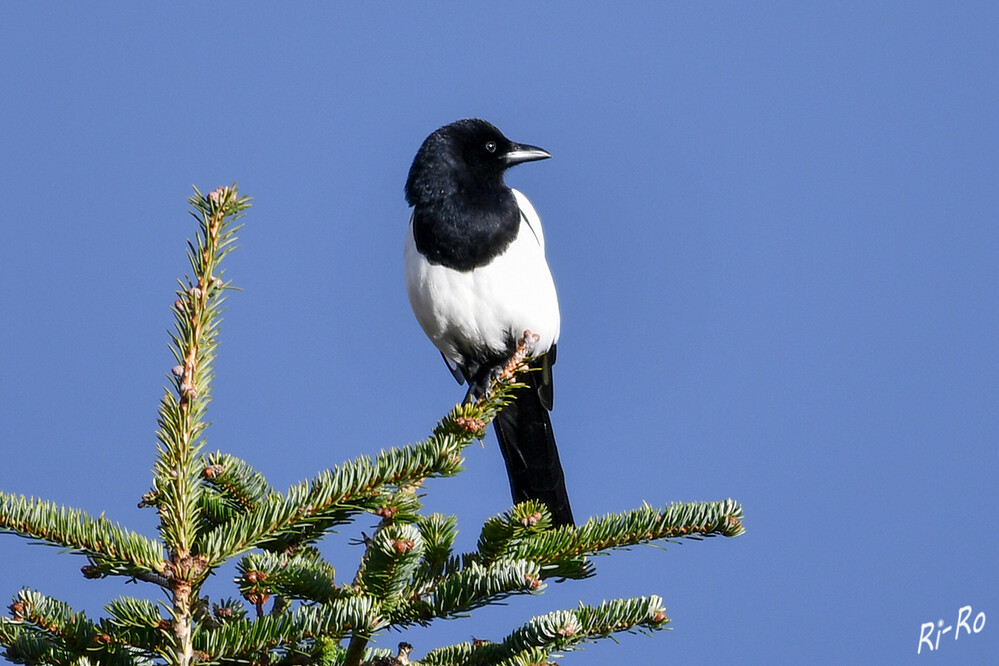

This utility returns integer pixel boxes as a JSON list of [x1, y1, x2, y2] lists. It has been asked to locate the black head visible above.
[[405, 118, 550, 207]]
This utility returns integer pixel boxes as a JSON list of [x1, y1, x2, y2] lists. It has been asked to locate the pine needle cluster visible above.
[[0, 185, 744, 666]]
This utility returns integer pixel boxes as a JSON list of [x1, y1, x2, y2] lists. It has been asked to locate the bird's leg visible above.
[[465, 364, 498, 403]]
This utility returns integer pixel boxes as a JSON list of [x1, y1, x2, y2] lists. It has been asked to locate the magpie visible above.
[[404, 118, 573, 527]]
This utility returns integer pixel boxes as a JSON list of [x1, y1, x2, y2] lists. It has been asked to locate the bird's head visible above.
[[405, 118, 550, 207]]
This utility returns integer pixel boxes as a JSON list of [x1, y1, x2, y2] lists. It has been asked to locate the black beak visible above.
[[503, 142, 552, 166]]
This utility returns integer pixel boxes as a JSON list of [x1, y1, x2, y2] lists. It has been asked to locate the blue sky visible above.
[[1, 3, 996, 664]]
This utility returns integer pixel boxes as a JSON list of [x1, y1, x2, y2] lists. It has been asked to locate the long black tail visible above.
[[492, 358, 573, 527]]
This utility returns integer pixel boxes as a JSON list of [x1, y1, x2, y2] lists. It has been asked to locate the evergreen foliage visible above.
[[0, 185, 744, 665]]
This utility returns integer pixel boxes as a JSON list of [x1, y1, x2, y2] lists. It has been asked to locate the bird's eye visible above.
[[485, 141, 497, 153]]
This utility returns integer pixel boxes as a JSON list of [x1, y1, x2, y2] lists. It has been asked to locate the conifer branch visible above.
[[0, 620, 78, 666], [149, 184, 249, 666], [0, 492, 165, 575], [420, 595, 669, 665], [356, 524, 424, 611], [153, 185, 247, 557], [471, 498, 745, 580], [342, 506, 407, 666], [198, 452, 274, 532], [105, 597, 165, 630], [1, 589, 157, 666], [393, 559, 545, 627], [338, 377, 526, 666], [409, 513, 460, 591], [102, 597, 167, 659], [199, 386, 517, 563], [193, 598, 384, 662], [236, 548, 345, 609]]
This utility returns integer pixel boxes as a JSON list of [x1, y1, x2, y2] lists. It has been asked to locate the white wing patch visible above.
[[512, 189, 545, 250]]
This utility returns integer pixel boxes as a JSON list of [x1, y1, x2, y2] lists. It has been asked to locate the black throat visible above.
[[412, 187, 521, 272]]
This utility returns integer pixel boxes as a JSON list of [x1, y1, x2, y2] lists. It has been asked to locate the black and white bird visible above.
[[404, 118, 573, 527]]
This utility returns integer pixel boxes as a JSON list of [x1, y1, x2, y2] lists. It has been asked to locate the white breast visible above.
[[405, 189, 560, 368]]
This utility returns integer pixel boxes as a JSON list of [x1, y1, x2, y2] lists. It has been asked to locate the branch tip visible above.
[[497, 330, 540, 384]]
